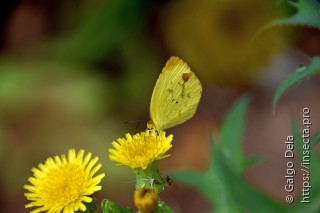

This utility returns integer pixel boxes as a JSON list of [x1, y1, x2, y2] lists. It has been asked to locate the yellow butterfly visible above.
[[147, 56, 202, 131]]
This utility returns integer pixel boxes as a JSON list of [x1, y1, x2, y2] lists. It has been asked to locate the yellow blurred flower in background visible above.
[[161, 0, 287, 86], [109, 130, 173, 170], [24, 149, 105, 213]]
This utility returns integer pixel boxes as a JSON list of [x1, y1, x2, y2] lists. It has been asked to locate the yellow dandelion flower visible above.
[[134, 187, 158, 213], [24, 149, 105, 213], [109, 130, 173, 170]]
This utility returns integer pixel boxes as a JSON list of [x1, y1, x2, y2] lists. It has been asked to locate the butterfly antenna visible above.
[[124, 180, 136, 184]]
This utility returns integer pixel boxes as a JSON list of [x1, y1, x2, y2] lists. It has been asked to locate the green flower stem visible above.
[[133, 162, 165, 194]]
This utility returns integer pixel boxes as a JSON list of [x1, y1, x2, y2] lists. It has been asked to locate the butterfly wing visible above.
[[149, 56, 202, 130]]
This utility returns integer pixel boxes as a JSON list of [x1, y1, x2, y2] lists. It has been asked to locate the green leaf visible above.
[[171, 96, 251, 213], [171, 96, 315, 212], [218, 95, 249, 174], [272, 56, 320, 110], [242, 154, 267, 168], [212, 144, 287, 213], [264, 0, 320, 30], [101, 200, 134, 213]]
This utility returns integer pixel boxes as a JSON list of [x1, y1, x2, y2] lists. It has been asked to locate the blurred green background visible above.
[[1, 0, 320, 212]]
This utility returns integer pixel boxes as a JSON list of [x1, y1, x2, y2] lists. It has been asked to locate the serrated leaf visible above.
[[265, 0, 320, 30], [272, 56, 320, 110], [101, 200, 134, 213]]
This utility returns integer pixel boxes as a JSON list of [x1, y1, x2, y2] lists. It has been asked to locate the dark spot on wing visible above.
[[182, 73, 192, 82], [172, 99, 179, 104]]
